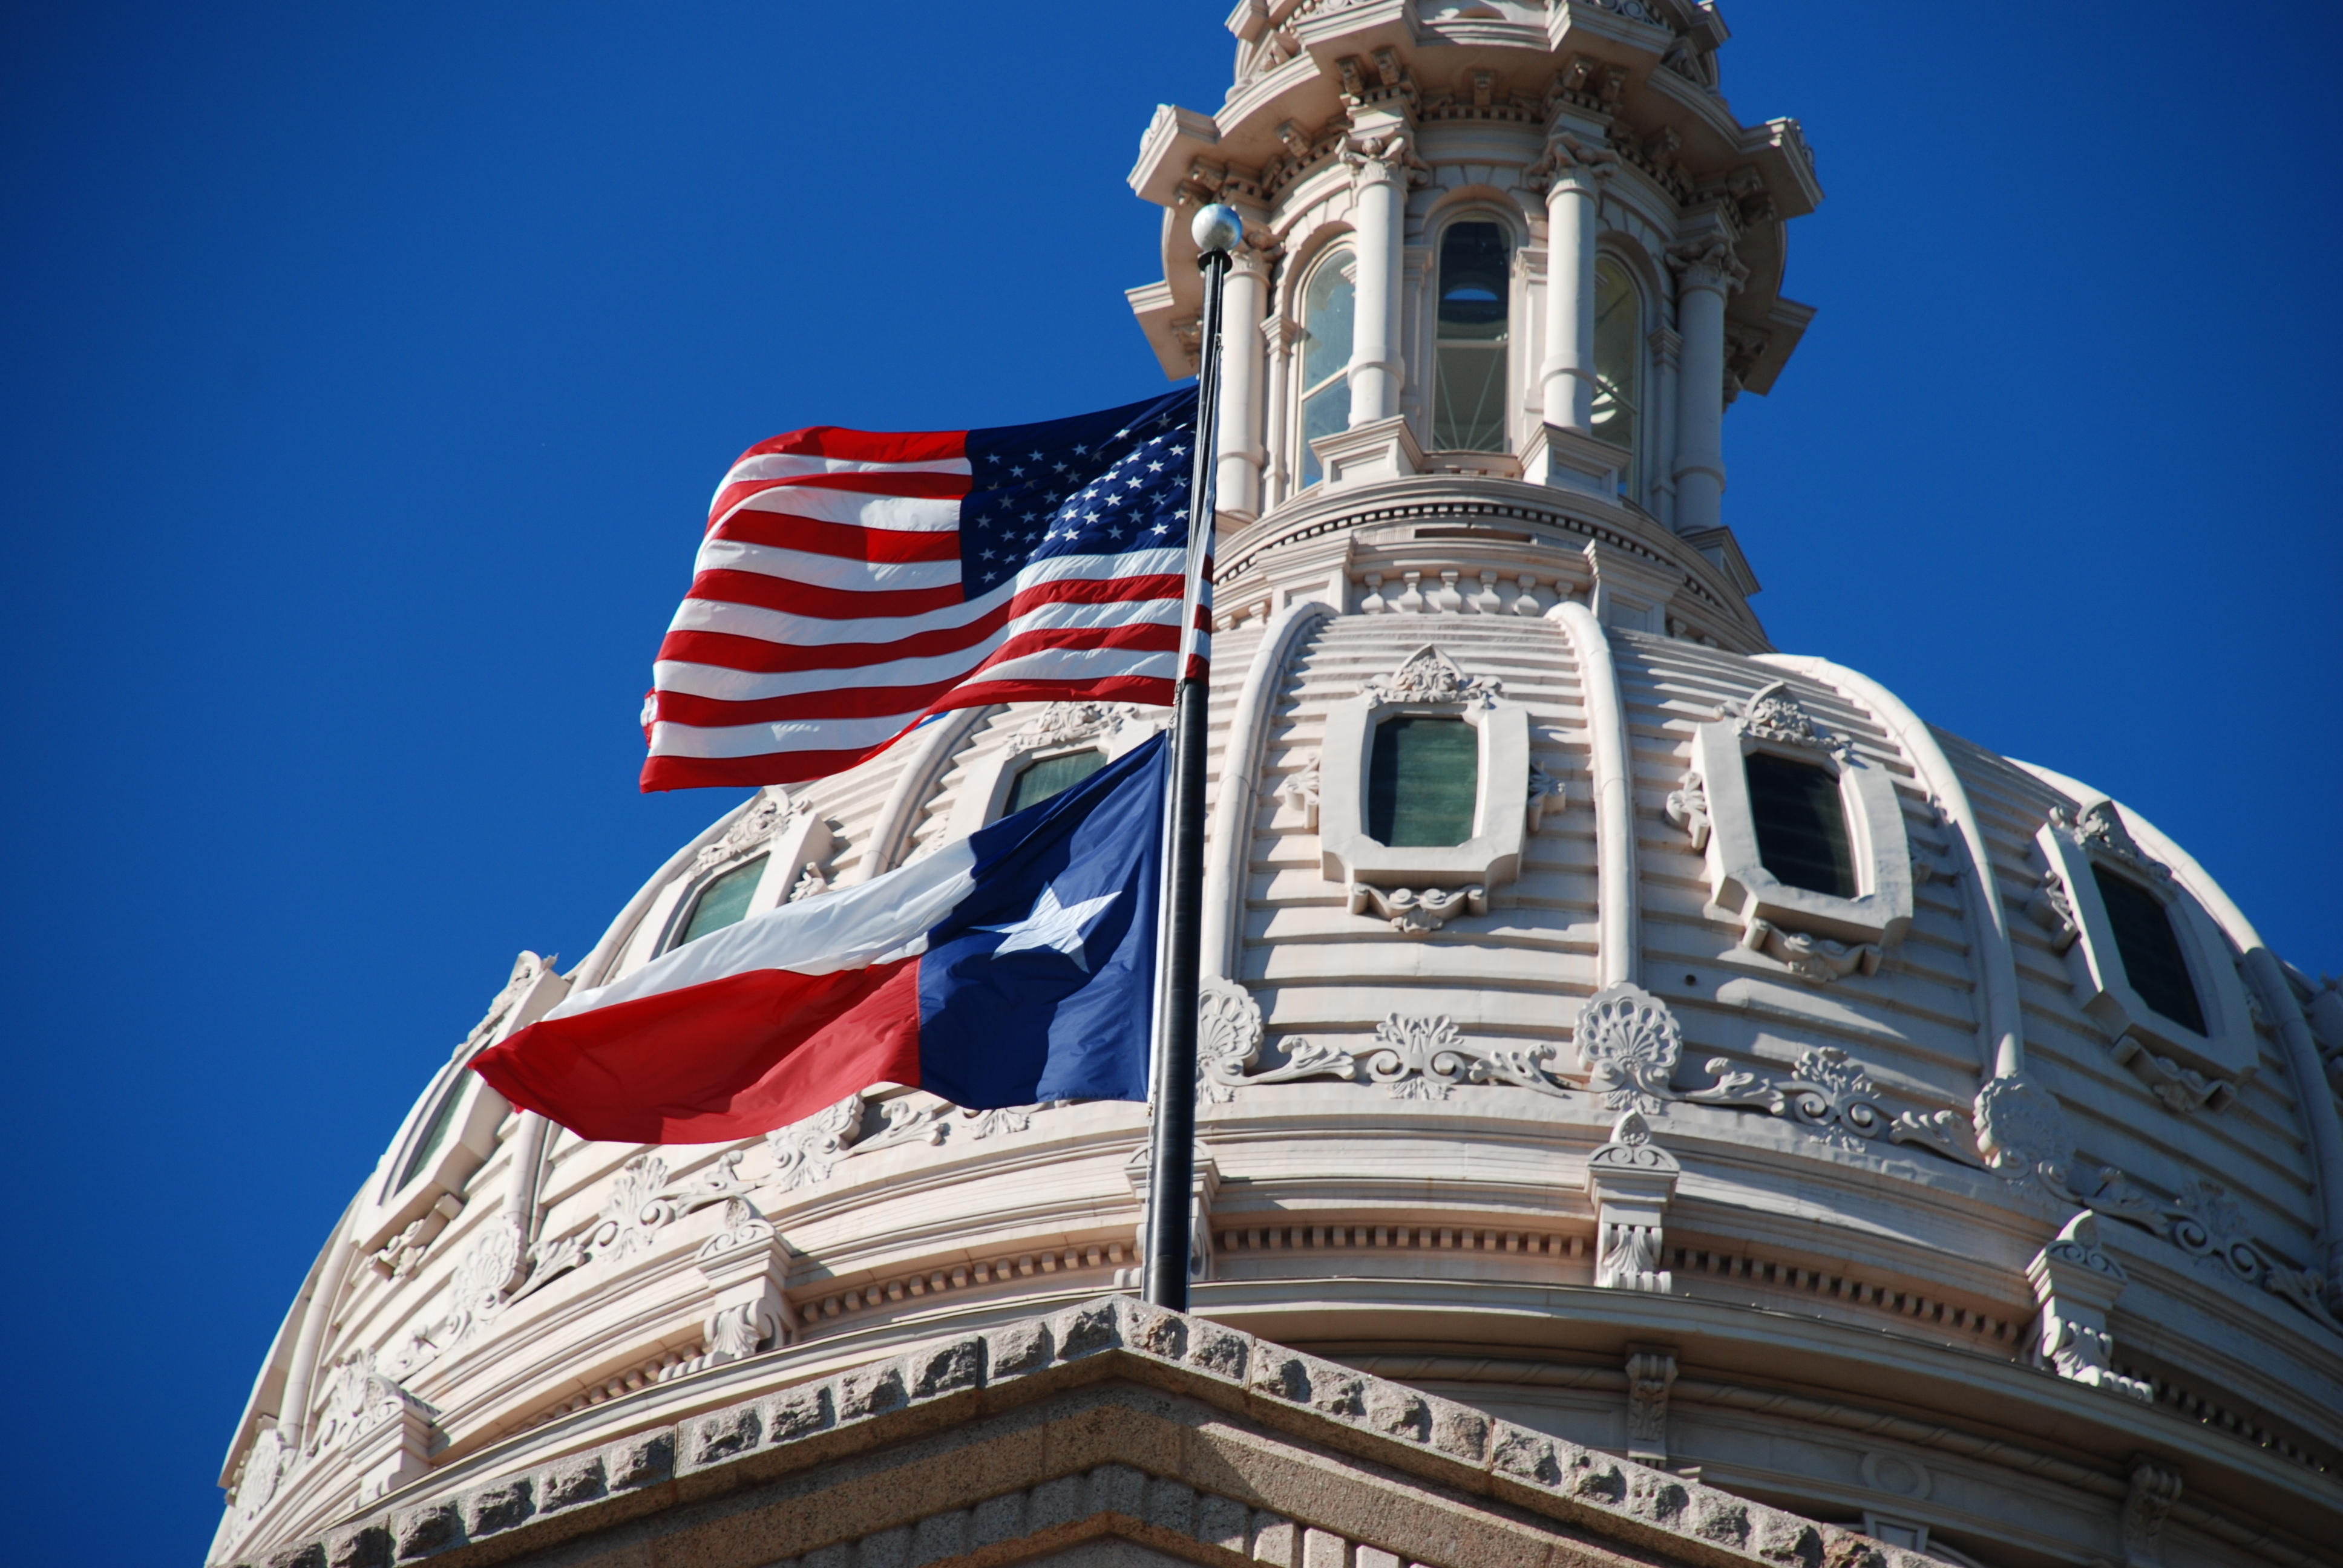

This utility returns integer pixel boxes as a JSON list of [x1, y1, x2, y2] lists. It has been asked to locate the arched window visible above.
[[1367, 716, 1480, 847], [1296, 247, 1355, 489], [1592, 255, 1642, 495], [1432, 220, 1512, 452], [1743, 752, 1856, 900]]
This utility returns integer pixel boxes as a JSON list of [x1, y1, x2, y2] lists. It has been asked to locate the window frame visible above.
[[2032, 803, 2257, 1098], [1428, 213, 1518, 456], [1314, 645, 1531, 916], [1682, 682, 1915, 965], [943, 703, 1168, 840], [1293, 243, 1357, 491]]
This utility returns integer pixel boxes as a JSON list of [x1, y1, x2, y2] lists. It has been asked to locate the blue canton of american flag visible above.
[[642, 387, 1208, 792]]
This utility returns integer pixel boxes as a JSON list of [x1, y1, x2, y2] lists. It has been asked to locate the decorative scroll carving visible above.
[[1574, 984, 1683, 1112], [370, 1193, 463, 1280], [767, 1094, 867, 1191], [2075, 1169, 2343, 1334], [1726, 680, 1847, 760], [1624, 1348, 1677, 1465], [1741, 914, 1881, 984], [1008, 701, 1136, 754], [1279, 754, 1322, 830], [1589, 1111, 1679, 1292], [698, 791, 796, 872], [1364, 645, 1501, 710], [788, 864, 831, 902], [1349, 880, 1486, 933], [2111, 1034, 2234, 1114], [460, 951, 555, 1056], [1360, 1013, 1574, 1102], [1684, 1045, 1985, 1168], [2026, 867, 2081, 952], [1664, 769, 1711, 851], [1196, 978, 1358, 1102], [2027, 1212, 2153, 1400]]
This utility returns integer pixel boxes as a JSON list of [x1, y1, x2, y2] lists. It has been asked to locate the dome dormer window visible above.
[[1744, 751, 1858, 900], [1367, 716, 1478, 847], [2089, 861, 2209, 1036], [1591, 255, 1643, 498], [1296, 247, 1355, 489], [675, 853, 768, 947], [1431, 220, 1512, 453], [1004, 748, 1107, 816]]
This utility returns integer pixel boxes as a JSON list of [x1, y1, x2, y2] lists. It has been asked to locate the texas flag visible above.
[[475, 736, 1165, 1143]]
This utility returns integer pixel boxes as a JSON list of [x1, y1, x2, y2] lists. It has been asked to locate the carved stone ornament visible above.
[[1588, 1109, 1680, 1293], [1008, 701, 1139, 755], [1525, 128, 1619, 194], [1339, 124, 1430, 186], [1197, 977, 1359, 1102], [460, 950, 555, 1056], [1684, 1045, 1985, 1169], [1624, 1348, 1677, 1465], [1573, 983, 1684, 1112], [2025, 1212, 2153, 1401], [1663, 769, 1711, 851], [1349, 880, 1487, 933], [2075, 1168, 2343, 1335], [698, 789, 796, 872], [1728, 681, 1849, 761], [789, 864, 831, 902], [1279, 754, 1321, 831], [1740, 914, 1881, 985], [1525, 761, 1564, 832], [2111, 1033, 2235, 1114], [1973, 1073, 2077, 1190], [2050, 800, 2169, 882], [1365, 645, 1502, 710], [2027, 867, 2082, 952], [2124, 1460, 2184, 1567], [1362, 1013, 1575, 1102], [1665, 234, 1749, 296]]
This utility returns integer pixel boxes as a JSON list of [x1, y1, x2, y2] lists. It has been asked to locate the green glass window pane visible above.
[[1744, 751, 1857, 898], [1433, 344, 1507, 452], [395, 1077, 466, 1192], [1301, 253, 1355, 388], [679, 853, 768, 946], [1006, 749, 1107, 816], [2091, 864, 2207, 1035], [1299, 381, 1348, 489], [1367, 717, 1480, 847]]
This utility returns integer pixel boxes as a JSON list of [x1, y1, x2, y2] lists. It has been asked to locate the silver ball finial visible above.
[[1191, 203, 1244, 256]]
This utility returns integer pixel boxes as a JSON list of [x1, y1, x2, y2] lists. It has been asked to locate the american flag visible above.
[[640, 387, 1208, 791]]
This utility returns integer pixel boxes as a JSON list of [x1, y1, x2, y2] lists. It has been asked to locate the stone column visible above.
[[1214, 236, 1274, 523], [1341, 120, 1414, 426], [1535, 130, 1616, 431], [1647, 325, 1682, 529], [1257, 313, 1300, 511], [1666, 235, 1746, 534]]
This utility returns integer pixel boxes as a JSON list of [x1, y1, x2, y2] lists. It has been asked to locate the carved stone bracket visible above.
[[1624, 1347, 1678, 1465], [1279, 755, 1320, 830], [2026, 1212, 2153, 1402], [371, 1193, 463, 1280], [2026, 867, 2081, 952], [1526, 761, 1564, 832], [1349, 880, 1486, 933], [1124, 1142, 1220, 1287], [683, 1197, 795, 1374], [1588, 1110, 1679, 1292], [308, 1350, 440, 1504], [1683, 1045, 1985, 1168], [2050, 800, 2170, 883], [1741, 914, 1881, 985], [2123, 1459, 2183, 1568], [1008, 701, 1145, 755]]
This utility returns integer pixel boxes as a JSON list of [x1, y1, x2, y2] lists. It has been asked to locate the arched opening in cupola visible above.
[[1296, 246, 1355, 489], [1432, 220, 1512, 452]]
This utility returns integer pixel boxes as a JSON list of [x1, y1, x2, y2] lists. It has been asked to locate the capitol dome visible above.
[[211, 5, 2343, 1566]]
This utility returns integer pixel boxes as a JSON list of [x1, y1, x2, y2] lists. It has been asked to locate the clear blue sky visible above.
[[3, 4, 2336, 1560]]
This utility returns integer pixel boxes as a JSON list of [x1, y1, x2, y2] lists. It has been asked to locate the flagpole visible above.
[[1144, 203, 1240, 1312]]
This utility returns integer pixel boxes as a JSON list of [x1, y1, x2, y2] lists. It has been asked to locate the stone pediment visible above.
[[238, 1298, 1953, 1568]]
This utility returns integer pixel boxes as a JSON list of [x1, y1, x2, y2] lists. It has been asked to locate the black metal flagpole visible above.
[[1144, 203, 1240, 1312]]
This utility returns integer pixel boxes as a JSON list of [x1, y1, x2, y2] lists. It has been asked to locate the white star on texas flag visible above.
[[976, 883, 1121, 973]]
